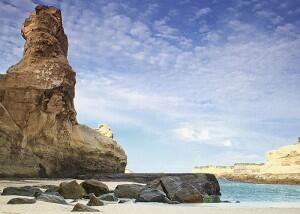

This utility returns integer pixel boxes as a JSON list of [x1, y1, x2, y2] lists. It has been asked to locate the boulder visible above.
[[98, 193, 118, 201], [87, 194, 104, 206], [114, 184, 145, 199], [148, 174, 220, 203], [81, 179, 109, 196], [36, 193, 68, 204], [7, 197, 36, 204], [1, 186, 42, 197], [72, 203, 100, 212], [0, 5, 127, 178], [58, 180, 86, 199], [136, 188, 173, 203]]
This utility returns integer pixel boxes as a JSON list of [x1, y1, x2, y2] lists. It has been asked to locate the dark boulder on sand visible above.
[[2, 186, 42, 197], [81, 179, 109, 197], [114, 184, 145, 199], [7, 197, 36, 204], [147, 174, 220, 203], [58, 180, 86, 199]]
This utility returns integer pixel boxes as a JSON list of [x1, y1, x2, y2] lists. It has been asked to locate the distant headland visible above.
[[193, 138, 300, 184]]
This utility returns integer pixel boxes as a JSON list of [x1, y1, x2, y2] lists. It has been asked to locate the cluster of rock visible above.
[[0, 5, 126, 177], [1, 175, 221, 211], [193, 138, 300, 184]]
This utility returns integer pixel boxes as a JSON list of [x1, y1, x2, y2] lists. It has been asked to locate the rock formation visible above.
[[0, 5, 127, 177], [96, 124, 113, 139], [193, 138, 300, 184]]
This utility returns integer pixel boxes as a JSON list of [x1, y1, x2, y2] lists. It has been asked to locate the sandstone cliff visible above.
[[193, 138, 300, 184], [0, 5, 127, 177]]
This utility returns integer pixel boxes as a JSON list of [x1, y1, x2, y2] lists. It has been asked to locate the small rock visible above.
[[87, 194, 104, 206], [81, 180, 109, 197], [98, 193, 118, 201], [58, 180, 86, 199], [114, 184, 145, 199], [7, 197, 36, 204], [118, 199, 131, 204], [36, 193, 68, 205], [2, 186, 42, 197], [72, 203, 100, 212]]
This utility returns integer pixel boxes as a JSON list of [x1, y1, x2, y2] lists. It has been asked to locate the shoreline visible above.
[[217, 173, 300, 185], [1, 179, 300, 214]]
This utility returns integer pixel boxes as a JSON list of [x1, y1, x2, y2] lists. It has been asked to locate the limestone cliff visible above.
[[0, 5, 127, 177], [193, 138, 300, 184]]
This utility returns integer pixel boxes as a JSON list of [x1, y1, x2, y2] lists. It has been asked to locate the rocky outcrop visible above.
[[263, 139, 300, 174], [96, 124, 113, 139], [193, 138, 300, 184], [0, 5, 127, 178]]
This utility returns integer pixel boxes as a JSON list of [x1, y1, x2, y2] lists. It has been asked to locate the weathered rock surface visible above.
[[96, 124, 113, 139], [114, 184, 145, 199], [87, 194, 104, 206], [136, 188, 177, 204], [72, 203, 100, 212], [36, 193, 68, 204], [58, 180, 86, 199], [148, 174, 220, 203], [1, 186, 42, 197], [81, 179, 109, 197], [98, 193, 118, 201], [7, 197, 36, 204], [0, 5, 126, 178]]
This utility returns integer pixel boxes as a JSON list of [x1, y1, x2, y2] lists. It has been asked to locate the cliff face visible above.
[[193, 138, 300, 184], [263, 140, 300, 174], [0, 5, 127, 177]]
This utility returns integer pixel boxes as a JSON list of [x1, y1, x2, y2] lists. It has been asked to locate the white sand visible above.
[[0, 179, 300, 214]]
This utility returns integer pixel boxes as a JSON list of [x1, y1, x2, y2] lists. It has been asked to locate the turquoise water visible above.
[[219, 179, 300, 202]]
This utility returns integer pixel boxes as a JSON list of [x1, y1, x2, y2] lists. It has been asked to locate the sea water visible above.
[[219, 179, 300, 202]]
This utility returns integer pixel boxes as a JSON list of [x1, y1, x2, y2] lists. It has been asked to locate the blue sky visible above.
[[0, 0, 300, 172]]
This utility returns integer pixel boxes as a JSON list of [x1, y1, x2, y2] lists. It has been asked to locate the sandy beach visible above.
[[0, 179, 300, 214]]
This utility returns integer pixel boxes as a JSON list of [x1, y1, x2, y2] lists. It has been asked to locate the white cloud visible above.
[[175, 127, 210, 142], [195, 8, 211, 19], [173, 123, 238, 147], [256, 10, 283, 25]]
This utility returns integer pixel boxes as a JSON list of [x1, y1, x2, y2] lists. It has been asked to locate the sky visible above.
[[0, 0, 300, 172]]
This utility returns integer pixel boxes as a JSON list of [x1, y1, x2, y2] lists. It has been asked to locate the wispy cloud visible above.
[[1, 0, 300, 171]]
